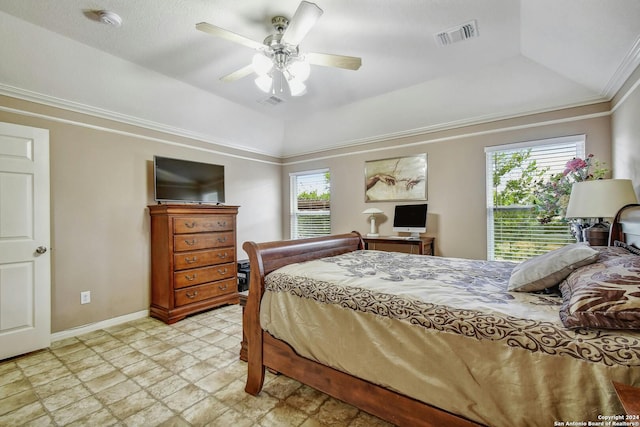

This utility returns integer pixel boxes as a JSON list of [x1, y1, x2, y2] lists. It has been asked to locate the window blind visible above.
[[486, 136, 585, 261], [290, 170, 331, 239]]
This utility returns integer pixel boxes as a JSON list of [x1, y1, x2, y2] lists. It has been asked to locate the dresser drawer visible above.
[[173, 232, 234, 252], [174, 248, 235, 270], [173, 263, 235, 289], [174, 278, 236, 307], [173, 216, 234, 234]]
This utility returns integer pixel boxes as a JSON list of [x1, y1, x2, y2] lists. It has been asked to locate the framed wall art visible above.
[[365, 154, 427, 202]]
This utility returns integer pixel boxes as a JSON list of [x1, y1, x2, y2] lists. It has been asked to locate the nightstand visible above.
[[363, 236, 434, 255]]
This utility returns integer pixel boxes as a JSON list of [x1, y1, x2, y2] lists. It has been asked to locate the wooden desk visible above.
[[363, 236, 434, 256]]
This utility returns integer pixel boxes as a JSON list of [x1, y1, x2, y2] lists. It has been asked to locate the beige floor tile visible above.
[[285, 385, 330, 415], [260, 402, 309, 427], [75, 361, 117, 383], [0, 401, 47, 426], [178, 359, 220, 383], [162, 384, 209, 412], [0, 377, 32, 398], [0, 306, 390, 427], [50, 395, 103, 425], [205, 408, 254, 427], [66, 407, 120, 427], [0, 369, 25, 388], [122, 401, 175, 427], [311, 397, 359, 426], [147, 374, 189, 399], [107, 389, 156, 420], [232, 393, 280, 422], [95, 378, 142, 405], [41, 383, 90, 412], [180, 396, 230, 425], [33, 374, 81, 399], [84, 370, 128, 393], [0, 389, 39, 416], [130, 365, 173, 388]]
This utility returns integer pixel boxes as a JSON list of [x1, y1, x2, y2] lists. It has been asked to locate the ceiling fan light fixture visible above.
[[255, 75, 272, 93], [288, 79, 307, 96], [288, 59, 311, 82], [252, 53, 273, 75]]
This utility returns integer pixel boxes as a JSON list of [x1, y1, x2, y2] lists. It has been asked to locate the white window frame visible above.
[[485, 135, 586, 261], [290, 169, 331, 239]]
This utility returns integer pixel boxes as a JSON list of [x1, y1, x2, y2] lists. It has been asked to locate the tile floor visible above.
[[0, 304, 393, 426]]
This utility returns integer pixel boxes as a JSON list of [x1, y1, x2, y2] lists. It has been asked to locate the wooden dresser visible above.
[[148, 204, 239, 324]]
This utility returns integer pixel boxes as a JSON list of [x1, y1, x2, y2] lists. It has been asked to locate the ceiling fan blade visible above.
[[220, 64, 255, 82], [281, 1, 323, 46], [307, 52, 362, 70], [196, 22, 264, 50]]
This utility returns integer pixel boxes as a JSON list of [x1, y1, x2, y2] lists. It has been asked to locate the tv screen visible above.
[[154, 156, 225, 204], [393, 203, 427, 237]]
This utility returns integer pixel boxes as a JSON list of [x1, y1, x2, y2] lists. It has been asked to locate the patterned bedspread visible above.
[[265, 250, 640, 367]]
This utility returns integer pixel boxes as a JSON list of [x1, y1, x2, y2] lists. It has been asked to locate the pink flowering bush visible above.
[[534, 154, 608, 224]]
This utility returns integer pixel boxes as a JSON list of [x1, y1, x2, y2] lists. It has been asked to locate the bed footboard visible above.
[[242, 232, 364, 395]]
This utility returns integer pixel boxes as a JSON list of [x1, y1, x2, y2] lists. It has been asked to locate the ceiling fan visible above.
[[196, 1, 362, 97]]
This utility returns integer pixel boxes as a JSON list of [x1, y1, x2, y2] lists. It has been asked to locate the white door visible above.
[[0, 122, 50, 360]]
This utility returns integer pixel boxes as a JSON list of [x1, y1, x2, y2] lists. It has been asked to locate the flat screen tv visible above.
[[392, 203, 427, 238], [154, 156, 225, 204]]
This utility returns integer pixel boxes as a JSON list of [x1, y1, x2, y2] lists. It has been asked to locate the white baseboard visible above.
[[51, 309, 149, 342]]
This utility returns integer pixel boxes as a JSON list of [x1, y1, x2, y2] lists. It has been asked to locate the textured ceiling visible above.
[[1, 0, 639, 157]]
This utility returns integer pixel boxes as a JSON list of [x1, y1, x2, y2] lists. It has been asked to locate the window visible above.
[[485, 136, 585, 261], [290, 170, 331, 239]]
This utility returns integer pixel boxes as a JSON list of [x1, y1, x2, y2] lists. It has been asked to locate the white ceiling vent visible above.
[[258, 95, 286, 106], [435, 20, 479, 46]]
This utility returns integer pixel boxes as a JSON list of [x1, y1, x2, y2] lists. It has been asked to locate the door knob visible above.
[[35, 246, 47, 254]]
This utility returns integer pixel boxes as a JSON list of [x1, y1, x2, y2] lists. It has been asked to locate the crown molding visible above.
[[602, 35, 640, 99], [0, 84, 279, 159]]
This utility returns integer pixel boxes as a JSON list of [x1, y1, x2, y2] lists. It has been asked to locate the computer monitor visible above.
[[392, 204, 427, 238]]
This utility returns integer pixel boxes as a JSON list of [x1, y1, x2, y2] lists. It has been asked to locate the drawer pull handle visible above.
[[186, 291, 198, 299], [185, 274, 196, 281], [218, 253, 228, 259], [218, 284, 228, 291], [184, 239, 196, 246], [217, 236, 227, 243], [184, 222, 196, 228], [218, 221, 227, 227], [217, 268, 228, 274], [185, 257, 198, 264]]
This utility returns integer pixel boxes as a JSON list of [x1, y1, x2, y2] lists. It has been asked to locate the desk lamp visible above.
[[362, 208, 384, 237]]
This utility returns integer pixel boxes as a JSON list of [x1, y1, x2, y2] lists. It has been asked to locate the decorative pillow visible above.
[[613, 240, 640, 256], [559, 254, 640, 329], [508, 243, 599, 292]]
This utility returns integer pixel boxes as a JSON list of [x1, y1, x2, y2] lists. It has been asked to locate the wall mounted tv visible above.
[[154, 156, 225, 204], [392, 203, 428, 238]]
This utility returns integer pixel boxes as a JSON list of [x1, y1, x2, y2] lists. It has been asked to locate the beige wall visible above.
[[282, 103, 612, 260], [612, 66, 640, 195], [0, 96, 282, 332], [0, 83, 633, 334]]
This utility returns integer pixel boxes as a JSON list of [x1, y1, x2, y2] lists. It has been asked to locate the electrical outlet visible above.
[[80, 291, 91, 304]]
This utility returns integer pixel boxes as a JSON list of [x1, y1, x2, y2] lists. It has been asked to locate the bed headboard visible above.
[[609, 204, 640, 247]]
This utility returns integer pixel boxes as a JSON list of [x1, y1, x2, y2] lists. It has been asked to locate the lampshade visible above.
[[362, 208, 383, 215], [252, 55, 311, 97], [362, 208, 384, 237], [565, 179, 638, 219], [252, 53, 273, 75]]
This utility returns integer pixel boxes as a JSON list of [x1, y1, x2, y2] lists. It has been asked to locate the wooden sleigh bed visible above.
[[241, 204, 640, 427]]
